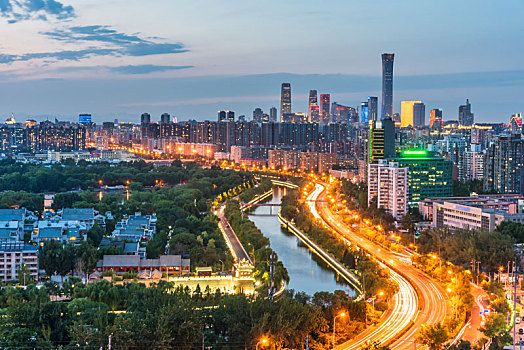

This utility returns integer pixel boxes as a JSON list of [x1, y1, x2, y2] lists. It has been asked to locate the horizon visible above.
[[1, 0, 523, 123]]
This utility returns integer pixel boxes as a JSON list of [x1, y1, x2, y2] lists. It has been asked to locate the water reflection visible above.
[[248, 187, 354, 296]]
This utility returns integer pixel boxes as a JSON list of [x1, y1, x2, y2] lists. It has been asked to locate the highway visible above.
[[308, 183, 449, 350]]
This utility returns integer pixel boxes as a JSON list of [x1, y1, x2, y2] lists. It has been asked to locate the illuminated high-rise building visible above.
[[319, 94, 330, 124], [280, 83, 292, 120], [381, 53, 394, 119], [369, 118, 395, 164], [430, 109, 443, 129], [79, 114, 92, 124], [368, 96, 378, 122], [253, 108, 263, 123], [226, 111, 235, 122], [361, 102, 369, 123], [308, 90, 318, 122], [484, 134, 524, 194], [458, 99, 474, 126], [400, 101, 421, 127]]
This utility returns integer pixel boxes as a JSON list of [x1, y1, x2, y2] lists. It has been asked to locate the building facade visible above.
[[368, 161, 408, 218], [381, 53, 394, 119]]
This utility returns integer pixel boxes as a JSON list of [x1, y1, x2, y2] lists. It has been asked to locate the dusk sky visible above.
[[0, 0, 523, 123]]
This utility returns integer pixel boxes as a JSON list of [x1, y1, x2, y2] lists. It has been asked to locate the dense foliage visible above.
[[0, 281, 376, 349], [416, 228, 516, 274]]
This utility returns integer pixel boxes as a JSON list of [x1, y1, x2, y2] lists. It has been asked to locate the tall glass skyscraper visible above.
[[368, 96, 378, 121], [361, 102, 369, 123], [381, 53, 394, 119], [308, 90, 318, 122], [280, 83, 292, 120], [319, 94, 330, 124]]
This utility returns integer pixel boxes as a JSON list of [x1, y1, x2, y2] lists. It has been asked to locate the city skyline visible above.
[[0, 1, 523, 122]]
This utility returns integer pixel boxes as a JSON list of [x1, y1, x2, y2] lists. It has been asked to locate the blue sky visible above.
[[0, 0, 523, 123]]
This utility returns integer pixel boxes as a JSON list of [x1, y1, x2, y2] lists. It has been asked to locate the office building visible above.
[[369, 118, 395, 164], [413, 102, 425, 127], [269, 107, 278, 122], [458, 99, 474, 126], [331, 102, 350, 124], [368, 96, 378, 122], [484, 134, 524, 194], [429, 109, 443, 129], [0, 242, 39, 282], [400, 101, 421, 128], [140, 113, 151, 124], [361, 102, 369, 123], [78, 114, 92, 124], [226, 111, 235, 122], [253, 108, 264, 123], [381, 53, 394, 119], [319, 94, 330, 124], [368, 160, 408, 218], [419, 194, 524, 232], [218, 110, 227, 122], [308, 90, 318, 122], [391, 150, 453, 206], [160, 113, 171, 124], [280, 83, 292, 119]]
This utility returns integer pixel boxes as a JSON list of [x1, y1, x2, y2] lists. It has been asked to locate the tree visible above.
[[39, 240, 63, 279], [87, 223, 105, 246], [75, 241, 98, 281], [57, 243, 75, 282], [16, 262, 32, 286], [416, 323, 449, 350]]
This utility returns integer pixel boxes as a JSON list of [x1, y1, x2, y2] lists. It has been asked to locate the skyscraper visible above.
[[226, 111, 235, 122], [368, 96, 378, 122], [400, 101, 421, 127], [308, 90, 318, 121], [369, 118, 395, 164], [430, 109, 443, 129], [160, 113, 171, 124], [253, 108, 263, 123], [319, 94, 330, 124], [368, 160, 408, 218], [218, 111, 226, 122], [381, 53, 394, 119], [458, 99, 474, 126], [361, 102, 369, 123], [483, 134, 524, 194], [140, 113, 151, 124], [413, 102, 426, 127], [280, 83, 292, 120], [79, 114, 92, 124], [269, 107, 278, 122]]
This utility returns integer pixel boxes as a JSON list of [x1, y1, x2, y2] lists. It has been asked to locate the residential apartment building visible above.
[[368, 160, 408, 218], [0, 242, 38, 282]]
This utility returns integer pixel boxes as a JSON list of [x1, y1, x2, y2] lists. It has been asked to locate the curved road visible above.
[[308, 183, 449, 349]]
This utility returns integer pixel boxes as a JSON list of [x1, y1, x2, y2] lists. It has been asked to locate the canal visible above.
[[248, 187, 354, 296]]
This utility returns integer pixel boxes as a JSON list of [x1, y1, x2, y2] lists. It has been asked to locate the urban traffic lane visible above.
[[309, 183, 449, 350]]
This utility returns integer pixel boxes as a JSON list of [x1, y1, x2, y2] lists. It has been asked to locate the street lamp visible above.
[[256, 338, 268, 350], [447, 287, 457, 317], [333, 312, 346, 349]]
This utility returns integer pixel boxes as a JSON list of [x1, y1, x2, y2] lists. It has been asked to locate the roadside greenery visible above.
[[224, 199, 289, 290], [280, 188, 398, 300], [0, 281, 380, 349]]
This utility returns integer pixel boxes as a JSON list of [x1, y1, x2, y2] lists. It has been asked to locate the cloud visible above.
[[109, 65, 194, 74], [0, 25, 188, 64], [0, 0, 74, 22]]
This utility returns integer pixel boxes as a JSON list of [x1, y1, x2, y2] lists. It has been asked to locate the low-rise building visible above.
[[32, 219, 88, 245], [420, 194, 524, 231], [60, 208, 96, 230], [98, 254, 190, 277], [0, 242, 39, 282], [112, 213, 157, 242]]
